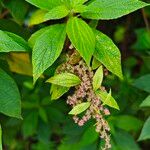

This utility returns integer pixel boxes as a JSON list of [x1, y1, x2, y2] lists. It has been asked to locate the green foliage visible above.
[[114, 26, 126, 43], [25, 0, 62, 10], [69, 102, 90, 115], [91, 57, 101, 70], [73, 4, 87, 13], [133, 74, 150, 93], [22, 111, 38, 138], [44, 5, 69, 20], [47, 73, 81, 87], [28, 9, 48, 26], [133, 28, 150, 50], [28, 26, 51, 47], [113, 129, 140, 150], [94, 30, 123, 79], [79, 126, 99, 147], [138, 117, 150, 141], [32, 24, 66, 83], [39, 107, 48, 123], [67, 17, 95, 65], [28, 5, 70, 26], [96, 90, 119, 110], [50, 85, 70, 100], [0, 125, 2, 150], [110, 115, 143, 132], [2, 0, 29, 24], [81, 0, 149, 20], [0, 69, 21, 118], [92, 66, 103, 91], [0, 30, 30, 52], [140, 95, 150, 107], [0, 0, 150, 149], [63, 0, 87, 7], [0, 19, 30, 39], [58, 124, 98, 150]]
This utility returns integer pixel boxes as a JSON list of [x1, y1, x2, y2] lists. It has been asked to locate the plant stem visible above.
[[0, 10, 9, 19], [141, 8, 150, 31]]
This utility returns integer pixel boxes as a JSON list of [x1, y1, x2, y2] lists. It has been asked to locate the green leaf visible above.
[[142, 56, 150, 71], [2, 0, 29, 24], [104, 89, 112, 105], [0, 19, 31, 40], [44, 5, 69, 20], [62, 0, 87, 8], [39, 107, 48, 123], [138, 116, 150, 141], [73, 4, 87, 13], [96, 90, 119, 110], [113, 129, 140, 150], [92, 57, 101, 70], [110, 115, 143, 132], [67, 17, 95, 65], [0, 68, 21, 118], [92, 66, 103, 91], [114, 26, 126, 43], [81, 0, 149, 20], [5, 32, 30, 51], [69, 102, 90, 115], [0, 30, 30, 52], [25, 0, 62, 11], [32, 24, 66, 83], [140, 95, 150, 108], [71, 0, 88, 6], [22, 111, 38, 138], [47, 73, 81, 87], [28, 5, 69, 26], [28, 26, 51, 48], [50, 84, 70, 100], [79, 125, 99, 147], [89, 20, 99, 29], [132, 29, 150, 50], [28, 9, 48, 26], [93, 30, 123, 79], [133, 74, 150, 93], [0, 125, 2, 150]]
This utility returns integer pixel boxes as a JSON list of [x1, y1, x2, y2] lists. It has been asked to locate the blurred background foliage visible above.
[[0, 0, 150, 150]]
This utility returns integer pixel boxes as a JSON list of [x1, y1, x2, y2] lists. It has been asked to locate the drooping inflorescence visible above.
[[57, 50, 111, 150]]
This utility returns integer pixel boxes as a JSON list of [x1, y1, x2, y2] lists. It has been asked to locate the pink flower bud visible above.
[[104, 108, 110, 115], [78, 120, 84, 126], [82, 116, 87, 122]]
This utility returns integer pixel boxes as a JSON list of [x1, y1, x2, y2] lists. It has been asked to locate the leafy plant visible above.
[[0, 0, 150, 150]]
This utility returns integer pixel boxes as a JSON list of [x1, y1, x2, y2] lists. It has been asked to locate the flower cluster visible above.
[[58, 51, 111, 150]]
